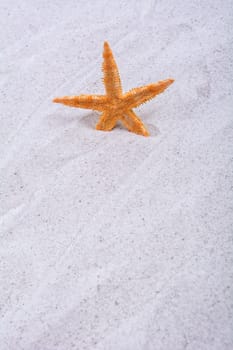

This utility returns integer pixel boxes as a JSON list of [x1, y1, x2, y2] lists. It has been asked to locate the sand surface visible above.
[[0, 1, 233, 349]]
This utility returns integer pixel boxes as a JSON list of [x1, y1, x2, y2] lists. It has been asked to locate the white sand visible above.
[[0, 1, 233, 349]]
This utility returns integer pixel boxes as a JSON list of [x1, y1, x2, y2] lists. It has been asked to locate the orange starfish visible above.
[[53, 42, 174, 136]]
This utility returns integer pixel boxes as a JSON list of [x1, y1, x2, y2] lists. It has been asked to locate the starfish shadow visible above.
[[51, 111, 81, 126], [79, 112, 99, 130], [80, 112, 160, 137], [146, 123, 160, 137]]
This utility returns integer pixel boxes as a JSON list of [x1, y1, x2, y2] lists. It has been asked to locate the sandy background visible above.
[[0, 1, 233, 349]]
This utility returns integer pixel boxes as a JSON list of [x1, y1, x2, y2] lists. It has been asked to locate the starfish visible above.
[[53, 42, 174, 136]]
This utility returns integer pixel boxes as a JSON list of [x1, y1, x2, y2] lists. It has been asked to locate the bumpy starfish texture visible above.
[[53, 42, 174, 136]]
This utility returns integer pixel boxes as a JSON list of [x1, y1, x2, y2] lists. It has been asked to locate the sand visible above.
[[0, 1, 233, 349]]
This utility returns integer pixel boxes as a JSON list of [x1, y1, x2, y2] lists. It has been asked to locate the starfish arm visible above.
[[96, 112, 118, 131], [102, 41, 123, 98], [53, 95, 108, 111], [123, 79, 174, 109], [120, 110, 149, 136]]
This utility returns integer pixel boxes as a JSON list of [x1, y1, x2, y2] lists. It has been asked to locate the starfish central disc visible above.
[[53, 42, 174, 136]]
